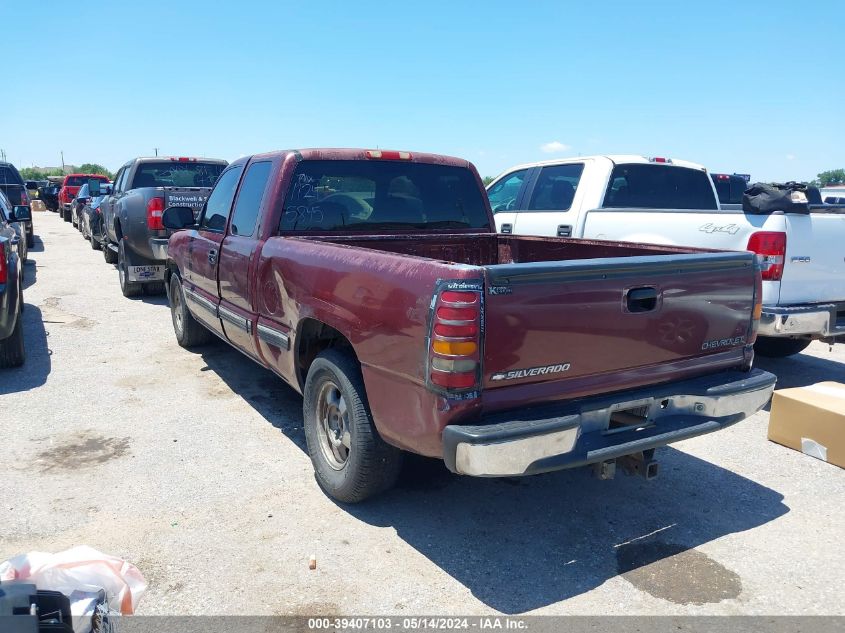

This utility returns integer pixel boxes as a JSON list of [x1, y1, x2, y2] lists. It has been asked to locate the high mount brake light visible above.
[[365, 150, 412, 160], [649, 157, 673, 164], [146, 196, 165, 230], [429, 288, 481, 392], [747, 231, 786, 281]]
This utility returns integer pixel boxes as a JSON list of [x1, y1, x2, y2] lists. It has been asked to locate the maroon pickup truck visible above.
[[162, 148, 776, 502]]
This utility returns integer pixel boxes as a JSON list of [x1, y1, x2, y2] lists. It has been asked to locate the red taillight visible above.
[[147, 196, 165, 230], [747, 231, 786, 281], [20, 191, 28, 205], [429, 288, 481, 393], [0, 243, 6, 284]]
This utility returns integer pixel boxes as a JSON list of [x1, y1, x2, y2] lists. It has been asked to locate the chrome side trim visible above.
[[218, 305, 252, 333], [183, 287, 217, 316], [257, 323, 290, 350]]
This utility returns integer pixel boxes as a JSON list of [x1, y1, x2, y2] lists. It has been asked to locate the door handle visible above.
[[208, 249, 218, 264], [626, 287, 658, 313], [557, 224, 572, 237], [500, 223, 512, 234]]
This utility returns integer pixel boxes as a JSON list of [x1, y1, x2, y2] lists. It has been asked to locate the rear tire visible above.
[[26, 232, 34, 249], [90, 231, 101, 250], [0, 303, 25, 368], [303, 349, 403, 503], [103, 241, 117, 263], [169, 274, 212, 348], [754, 336, 812, 358], [118, 240, 142, 297], [144, 281, 166, 295], [62, 207, 70, 222]]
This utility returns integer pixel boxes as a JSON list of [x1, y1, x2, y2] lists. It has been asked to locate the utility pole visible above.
[[60, 151, 65, 172], [154, 147, 159, 156], [0, 149, 6, 162]]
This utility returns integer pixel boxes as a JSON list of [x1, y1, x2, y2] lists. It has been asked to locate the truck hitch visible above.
[[618, 449, 659, 480]]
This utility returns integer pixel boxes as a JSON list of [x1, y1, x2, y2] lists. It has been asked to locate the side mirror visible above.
[[11, 205, 32, 222], [88, 179, 101, 196], [162, 206, 196, 230]]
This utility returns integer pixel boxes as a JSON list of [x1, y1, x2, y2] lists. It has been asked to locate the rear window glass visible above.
[[280, 160, 490, 232], [602, 164, 718, 210], [711, 175, 747, 205], [528, 164, 584, 211], [0, 165, 24, 185], [66, 175, 108, 187], [130, 162, 225, 189]]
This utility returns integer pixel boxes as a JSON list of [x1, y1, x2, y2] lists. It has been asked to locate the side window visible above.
[[487, 169, 527, 212], [527, 164, 584, 211], [230, 162, 272, 237], [201, 166, 243, 232], [115, 167, 129, 193]]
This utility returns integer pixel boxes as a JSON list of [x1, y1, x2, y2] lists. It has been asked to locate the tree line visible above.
[[19, 163, 114, 181]]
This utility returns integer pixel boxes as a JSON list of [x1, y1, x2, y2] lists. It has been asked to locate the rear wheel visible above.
[[118, 240, 142, 297], [26, 229, 34, 249], [303, 349, 403, 503], [103, 241, 117, 263], [754, 336, 812, 358], [0, 302, 25, 368], [144, 281, 166, 295], [169, 274, 212, 348], [62, 207, 70, 222], [89, 230, 101, 250]]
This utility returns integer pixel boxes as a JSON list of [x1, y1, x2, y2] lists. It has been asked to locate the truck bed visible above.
[[284, 232, 757, 402], [306, 232, 709, 265]]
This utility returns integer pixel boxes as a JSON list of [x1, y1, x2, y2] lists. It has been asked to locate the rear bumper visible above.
[[442, 369, 776, 477], [149, 238, 169, 260], [759, 303, 845, 338]]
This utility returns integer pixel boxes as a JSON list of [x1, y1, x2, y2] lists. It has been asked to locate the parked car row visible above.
[[0, 190, 32, 367]]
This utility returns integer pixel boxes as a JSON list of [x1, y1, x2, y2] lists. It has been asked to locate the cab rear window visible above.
[[602, 164, 718, 210], [280, 160, 491, 232], [130, 162, 225, 189], [66, 175, 108, 187]]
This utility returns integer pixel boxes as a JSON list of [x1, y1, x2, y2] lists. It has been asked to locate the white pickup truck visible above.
[[488, 155, 845, 357]]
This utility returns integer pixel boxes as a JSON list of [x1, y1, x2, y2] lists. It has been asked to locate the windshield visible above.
[[280, 160, 490, 232], [131, 162, 225, 188]]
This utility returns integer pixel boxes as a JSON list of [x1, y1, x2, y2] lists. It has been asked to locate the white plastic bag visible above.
[[0, 545, 147, 622]]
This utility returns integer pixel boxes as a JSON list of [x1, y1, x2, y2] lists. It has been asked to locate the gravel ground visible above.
[[1, 211, 843, 616]]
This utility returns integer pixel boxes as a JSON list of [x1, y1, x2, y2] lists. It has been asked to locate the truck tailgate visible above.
[[482, 252, 755, 390], [164, 187, 211, 216], [779, 213, 845, 304]]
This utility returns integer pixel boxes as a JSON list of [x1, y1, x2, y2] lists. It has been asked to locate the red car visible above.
[[59, 173, 110, 222], [161, 148, 776, 503]]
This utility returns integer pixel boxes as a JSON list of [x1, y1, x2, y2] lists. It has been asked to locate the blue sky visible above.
[[1, 1, 842, 181]]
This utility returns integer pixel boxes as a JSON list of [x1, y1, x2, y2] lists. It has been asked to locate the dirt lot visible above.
[[1, 211, 843, 616]]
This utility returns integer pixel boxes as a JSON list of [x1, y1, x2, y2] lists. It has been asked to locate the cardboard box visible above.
[[768, 382, 845, 469]]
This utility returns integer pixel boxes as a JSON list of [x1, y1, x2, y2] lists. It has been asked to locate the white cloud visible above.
[[540, 141, 571, 154], [786, 154, 796, 160]]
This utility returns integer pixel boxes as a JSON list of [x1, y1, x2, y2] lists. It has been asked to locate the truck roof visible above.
[[499, 154, 707, 173], [131, 156, 229, 164], [243, 148, 473, 169]]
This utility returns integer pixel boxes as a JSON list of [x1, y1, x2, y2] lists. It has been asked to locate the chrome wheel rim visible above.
[[316, 380, 351, 470], [172, 284, 184, 335]]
